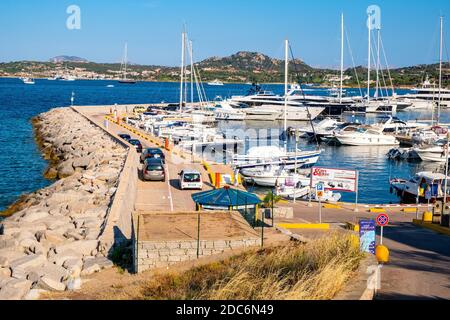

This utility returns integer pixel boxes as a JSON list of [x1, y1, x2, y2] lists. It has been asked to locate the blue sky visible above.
[[0, 0, 449, 68]]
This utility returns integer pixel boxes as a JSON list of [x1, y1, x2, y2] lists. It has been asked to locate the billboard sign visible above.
[[359, 219, 376, 255], [311, 167, 358, 193]]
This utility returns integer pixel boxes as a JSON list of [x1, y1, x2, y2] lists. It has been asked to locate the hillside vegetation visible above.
[[1, 51, 449, 87]]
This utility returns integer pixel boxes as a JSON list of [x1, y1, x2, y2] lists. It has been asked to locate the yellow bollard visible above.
[[376, 245, 390, 263], [422, 211, 433, 223]]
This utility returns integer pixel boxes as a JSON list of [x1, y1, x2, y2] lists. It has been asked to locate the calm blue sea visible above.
[[0, 77, 449, 209]]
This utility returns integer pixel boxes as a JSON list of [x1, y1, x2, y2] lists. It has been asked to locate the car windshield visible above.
[[129, 140, 140, 145], [183, 174, 201, 182]]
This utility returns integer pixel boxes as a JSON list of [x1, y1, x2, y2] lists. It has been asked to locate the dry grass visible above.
[[138, 234, 364, 300]]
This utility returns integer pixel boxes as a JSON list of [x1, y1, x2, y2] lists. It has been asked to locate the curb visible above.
[[412, 219, 450, 236]]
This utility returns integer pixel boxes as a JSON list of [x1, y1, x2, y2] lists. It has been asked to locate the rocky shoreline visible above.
[[0, 107, 127, 299]]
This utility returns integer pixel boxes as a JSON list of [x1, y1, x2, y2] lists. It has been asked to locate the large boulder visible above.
[[57, 160, 75, 178], [20, 210, 49, 223], [9, 254, 47, 270], [55, 240, 99, 256], [37, 276, 66, 292], [0, 279, 32, 300], [72, 155, 93, 169]]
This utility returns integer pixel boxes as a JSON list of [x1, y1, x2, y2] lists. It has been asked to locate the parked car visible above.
[[179, 170, 203, 190], [140, 148, 165, 163], [128, 139, 143, 153], [118, 133, 131, 141], [142, 158, 165, 182], [133, 106, 147, 114]]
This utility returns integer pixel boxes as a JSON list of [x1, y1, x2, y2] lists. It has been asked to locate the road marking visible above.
[[166, 162, 174, 212]]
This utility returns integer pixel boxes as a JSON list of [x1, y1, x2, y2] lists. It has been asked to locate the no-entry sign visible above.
[[376, 213, 389, 227]]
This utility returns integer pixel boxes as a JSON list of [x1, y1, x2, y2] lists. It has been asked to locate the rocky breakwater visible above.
[[0, 107, 127, 300]]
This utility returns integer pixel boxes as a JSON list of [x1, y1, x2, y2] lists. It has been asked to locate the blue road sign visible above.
[[316, 183, 324, 192], [359, 220, 376, 255]]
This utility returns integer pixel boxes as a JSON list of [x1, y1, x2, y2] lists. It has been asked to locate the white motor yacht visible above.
[[21, 77, 35, 85], [214, 99, 247, 121], [207, 79, 224, 86], [234, 146, 321, 174], [334, 126, 400, 146]]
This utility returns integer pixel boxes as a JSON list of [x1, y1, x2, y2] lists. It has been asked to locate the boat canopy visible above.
[[415, 171, 450, 182]]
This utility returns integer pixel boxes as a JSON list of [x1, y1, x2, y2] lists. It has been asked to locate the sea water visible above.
[[0, 77, 448, 209]]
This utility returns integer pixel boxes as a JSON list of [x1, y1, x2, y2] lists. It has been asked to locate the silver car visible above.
[[142, 158, 165, 182]]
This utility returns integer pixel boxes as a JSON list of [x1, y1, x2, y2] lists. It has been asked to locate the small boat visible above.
[[60, 75, 76, 81], [207, 79, 224, 86], [414, 140, 449, 162], [243, 167, 310, 187], [387, 147, 420, 160], [106, 84, 115, 88], [275, 183, 342, 202], [334, 126, 400, 146], [390, 171, 450, 203], [21, 77, 35, 85]]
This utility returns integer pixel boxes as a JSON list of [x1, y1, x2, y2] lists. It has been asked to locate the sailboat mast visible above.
[[190, 40, 194, 104], [367, 16, 371, 103], [375, 28, 381, 99], [124, 42, 128, 80], [340, 13, 344, 104], [284, 39, 289, 151], [438, 16, 443, 125], [179, 32, 185, 111]]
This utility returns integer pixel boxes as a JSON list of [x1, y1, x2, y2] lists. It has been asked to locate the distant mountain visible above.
[[49, 56, 88, 63], [197, 51, 312, 72]]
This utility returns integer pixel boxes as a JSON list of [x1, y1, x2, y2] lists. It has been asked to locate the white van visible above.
[[179, 170, 203, 190]]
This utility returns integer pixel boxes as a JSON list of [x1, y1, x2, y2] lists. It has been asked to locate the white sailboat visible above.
[[118, 42, 136, 84]]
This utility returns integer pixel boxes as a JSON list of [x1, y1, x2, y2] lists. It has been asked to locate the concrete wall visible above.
[[71, 106, 138, 253], [135, 238, 260, 273]]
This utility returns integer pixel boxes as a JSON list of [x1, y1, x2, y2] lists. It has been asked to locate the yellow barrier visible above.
[[402, 207, 419, 213], [324, 203, 342, 209], [369, 208, 386, 213], [422, 211, 433, 223], [277, 223, 330, 230], [345, 222, 360, 232]]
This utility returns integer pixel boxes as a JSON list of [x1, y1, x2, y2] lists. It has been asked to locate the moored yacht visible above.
[[334, 126, 400, 146]]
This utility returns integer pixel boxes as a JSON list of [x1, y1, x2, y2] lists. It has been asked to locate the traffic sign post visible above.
[[376, 213, 389, 245], [316, 183, 324, 223]]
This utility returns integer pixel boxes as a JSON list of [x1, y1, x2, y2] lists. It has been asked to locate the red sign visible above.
[[376, 213, 389, 227], [310, 167, 358, 192]]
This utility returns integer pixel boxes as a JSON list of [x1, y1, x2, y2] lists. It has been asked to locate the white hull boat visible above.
[[234, 146, 321, 173], [335, 126, 399, 146]]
